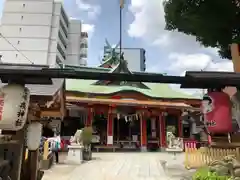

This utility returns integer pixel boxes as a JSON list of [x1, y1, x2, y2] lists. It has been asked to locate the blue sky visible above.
[[62, 0, 233, 75], [64, 0, 160, 69], [0, 0, 234, 94]]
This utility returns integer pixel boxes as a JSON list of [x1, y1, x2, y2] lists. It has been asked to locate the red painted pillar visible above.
[[86, 107, 93, 126], [159, 112, 166, 148], [107, 107, 113, 146], [178, 114, 183, 137], [140, 115, 147, 151]]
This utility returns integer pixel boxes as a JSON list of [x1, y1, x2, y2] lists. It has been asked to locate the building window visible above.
[[80, 54, 87, 58], [57, 44, 66, 59], [60, 8, 69, 27], [23, 4, 25, 7], [81, 32, 88, 38], [19, 28, 22, 32], [58, 32, 67, 48], [59, 20, 68, 38], [17, 40, 20, 44], [80, 43, 88, 48], [16, 54, 18, 57], [56, 56, 63, 68], [21, 16, 23, 19]]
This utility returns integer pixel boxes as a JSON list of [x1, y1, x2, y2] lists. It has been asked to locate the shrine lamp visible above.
[[0, 84, 30, 131], [26, 122, 42, 150]]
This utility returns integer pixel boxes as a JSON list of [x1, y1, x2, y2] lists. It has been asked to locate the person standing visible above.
[[42, 124, 60, 163]]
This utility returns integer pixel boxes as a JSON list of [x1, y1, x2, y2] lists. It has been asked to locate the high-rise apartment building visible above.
[[66, 19, 88, 66], [104, 47, 146, 72], [0, 0, 88, 67]]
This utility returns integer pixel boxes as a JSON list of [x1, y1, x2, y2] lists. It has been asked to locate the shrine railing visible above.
[[184, 140, 197, 149], [184, 147, 240, 169]]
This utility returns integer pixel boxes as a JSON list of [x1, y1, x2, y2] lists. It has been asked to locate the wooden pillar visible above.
[[28, 150, 39, 180], [85, 107, 93, 127], [140, 115, 147, 151], [107, 107, 113, 146], [151, 117, 156, 138], [178, 113, 183, 137], [159, 113, 166, 148]]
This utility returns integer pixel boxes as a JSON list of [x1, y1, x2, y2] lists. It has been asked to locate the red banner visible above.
[[201, 92, 232, 133]]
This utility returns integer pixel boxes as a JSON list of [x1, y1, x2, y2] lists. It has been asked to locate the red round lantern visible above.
[[201, 92, 232, 133]]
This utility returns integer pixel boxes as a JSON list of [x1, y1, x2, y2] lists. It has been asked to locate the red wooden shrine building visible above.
[[65, 63, 200, 150]]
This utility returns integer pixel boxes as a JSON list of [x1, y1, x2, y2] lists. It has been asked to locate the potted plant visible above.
[[81, 127, 93, 161]]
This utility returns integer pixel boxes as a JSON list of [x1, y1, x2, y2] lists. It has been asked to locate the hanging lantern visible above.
[[0, 84, 30, 131], [135, 114, 138, 120], [129, 116, 132, 122], [26, 122, 42, 150], [125, 116, 128, 122], [201, 92, 232, 133], [117, 113, 120, 120]]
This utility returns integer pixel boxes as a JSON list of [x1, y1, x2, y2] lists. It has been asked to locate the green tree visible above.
[[164, 0, 240, 59]]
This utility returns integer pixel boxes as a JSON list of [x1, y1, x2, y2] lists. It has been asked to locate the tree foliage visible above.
[[164, 0, 240, 59]]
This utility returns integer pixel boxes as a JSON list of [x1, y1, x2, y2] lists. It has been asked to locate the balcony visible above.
[[60, 8, 69, 27], [59, 27, 68, 45], [79, 58, 87, 66], [59, 18, 68, 38], [80, 53, 87, 58], [57, 44, 66, 60], [58, 32, 67, 49], [80, 48, 87, 55], [80, 43, 88, 48], [56, 56, 64, 68]]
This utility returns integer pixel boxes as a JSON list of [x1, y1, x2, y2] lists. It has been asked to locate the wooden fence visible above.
[[184, 147, 240, 169]]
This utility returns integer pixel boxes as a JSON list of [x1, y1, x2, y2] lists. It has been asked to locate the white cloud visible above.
[[75, 0, 101, 20], [82, 24, 95, 39], [168, 53, 233, 75], [128, 0, 234, 96], [128, 0, 233, 76]]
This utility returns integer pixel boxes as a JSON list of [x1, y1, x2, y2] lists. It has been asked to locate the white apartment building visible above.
[[0, 0, 88, 67], [66, 19, 88, 66]]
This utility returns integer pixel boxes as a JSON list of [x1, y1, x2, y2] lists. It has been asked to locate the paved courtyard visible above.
[[42, 152, 194, 180]]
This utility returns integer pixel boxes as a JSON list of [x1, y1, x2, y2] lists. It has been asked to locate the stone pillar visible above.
[[107, 107, 113, 145], [151, 117, 156, 138], [159, 113, 166, 149], [140, 115, 147, 151], [85, 107, 93, 127]]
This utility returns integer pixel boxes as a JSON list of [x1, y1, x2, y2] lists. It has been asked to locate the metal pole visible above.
[[201, 69, 205, 96], [119, 5, 122, 59]]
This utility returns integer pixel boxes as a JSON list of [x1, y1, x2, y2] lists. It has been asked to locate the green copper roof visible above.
[[66, 75, 199, 100], [65, 40, 199, 100]]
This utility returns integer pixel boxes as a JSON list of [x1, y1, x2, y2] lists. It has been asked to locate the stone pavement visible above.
[[42, 152, 194, 180]]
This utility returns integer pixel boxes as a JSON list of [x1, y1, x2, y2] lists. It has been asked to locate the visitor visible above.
[[42, 124, 60, 163], [48, 131, 61, 164]]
